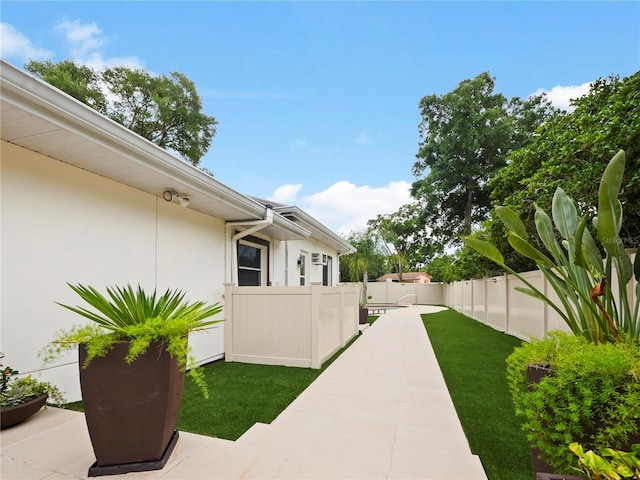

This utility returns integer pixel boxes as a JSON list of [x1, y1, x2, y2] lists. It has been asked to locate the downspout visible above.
[[284, 240, 289, 286], [226, 206, 274, 285]]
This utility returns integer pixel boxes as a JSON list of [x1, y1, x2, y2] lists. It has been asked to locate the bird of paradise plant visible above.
[[463, 150, 639, 343]]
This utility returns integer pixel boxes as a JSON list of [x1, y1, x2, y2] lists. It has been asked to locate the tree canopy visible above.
[[490, 72, 640, 251], [25, 59, 218, 166], [339, 230, 388, 301], [411, 71, 554, 250], [426, 70, 639, 280], [367, 202, 437, 276]]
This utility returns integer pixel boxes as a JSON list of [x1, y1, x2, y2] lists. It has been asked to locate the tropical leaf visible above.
[[507, 232, 554, 266], [58, 283, 223, 331], [574, 213, 604, 275], [461, 236, 505, 266], [535, 207, 566, 266], [552, 188, 579, 241], [600, 150, 625, 211], [495, 206, 527, 239]]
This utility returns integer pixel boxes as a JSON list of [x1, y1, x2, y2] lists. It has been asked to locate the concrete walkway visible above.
[[1, 305, 487, 480]]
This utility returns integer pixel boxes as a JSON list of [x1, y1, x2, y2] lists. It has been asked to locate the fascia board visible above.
[[274, 206, 354, 254], [0, 60, 265, 219]]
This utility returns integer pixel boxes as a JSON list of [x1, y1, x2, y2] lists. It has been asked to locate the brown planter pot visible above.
[[0, 393, 48, 429], [536, 474, 586, 480], [527, 364, 556, 475], [79, 341, 185, 476], [359, 307, 369, 325]]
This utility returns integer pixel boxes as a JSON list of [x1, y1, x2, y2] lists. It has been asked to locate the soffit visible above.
[[0, 62, 308, 241]]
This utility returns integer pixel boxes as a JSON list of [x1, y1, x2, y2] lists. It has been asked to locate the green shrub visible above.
[[507, 332, 640, 472]]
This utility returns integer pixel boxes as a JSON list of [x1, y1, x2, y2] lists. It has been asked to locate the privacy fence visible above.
[[443, 252, 637, 341], [362, 251, 637, 342], [224, 283, 360, 369]]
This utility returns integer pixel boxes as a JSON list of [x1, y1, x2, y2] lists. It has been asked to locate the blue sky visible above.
[[2, 1, 639, 234]]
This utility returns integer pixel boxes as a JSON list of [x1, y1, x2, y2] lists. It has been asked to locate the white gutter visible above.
[[226, 206, 274, 285], [1, 61, 272, 220]]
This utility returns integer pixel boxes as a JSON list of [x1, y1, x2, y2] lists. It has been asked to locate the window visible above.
[[322, 255, 333, 286], [237, 237, 268, 286], [299, 253, 307, 286]]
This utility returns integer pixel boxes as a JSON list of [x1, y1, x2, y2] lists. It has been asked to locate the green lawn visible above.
[[65, 334, 359, 441], [421, 308, 533, 480], [177, 360, 324, 440]]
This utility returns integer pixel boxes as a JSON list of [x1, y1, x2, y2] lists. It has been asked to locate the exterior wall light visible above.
[[162, 190, 190, 207]]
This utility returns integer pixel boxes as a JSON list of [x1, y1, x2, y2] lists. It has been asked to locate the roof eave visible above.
[[273, 205, 355, 254]]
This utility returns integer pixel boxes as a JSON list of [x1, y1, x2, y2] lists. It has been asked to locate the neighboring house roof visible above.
[[0, 60, 349, 251], [376, 272, 432, 282]]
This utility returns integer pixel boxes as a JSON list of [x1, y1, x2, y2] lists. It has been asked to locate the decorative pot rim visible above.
[[1, 393, 48, 412], [0, 393, 49, 429]]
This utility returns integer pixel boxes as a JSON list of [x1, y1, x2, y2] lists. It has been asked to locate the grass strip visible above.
[[421, 308, 533, 480], [65, 334, 359, 440]]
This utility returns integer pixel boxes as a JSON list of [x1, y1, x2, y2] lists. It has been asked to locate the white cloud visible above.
[[297, 180, 413, 235], [533, 82, 591, 111], [0, 22, 52, 61], [51, 19, 143, 71], [268, 184, 303, 204], [55, 19, 104, 57]]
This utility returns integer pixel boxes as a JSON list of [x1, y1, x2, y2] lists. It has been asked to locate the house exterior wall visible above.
[[277, 237, 341, 287], [1, 141, 227, 401]]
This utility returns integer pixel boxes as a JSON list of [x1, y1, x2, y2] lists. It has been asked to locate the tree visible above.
[[339, 231, 387, 303], [490, 71, 640, 251], [412, 72, 554, 249], [367, 202, 438, 278], [25, 60, 106, 113], [25, 60, 217, 166], [425, 247, 498, 283]]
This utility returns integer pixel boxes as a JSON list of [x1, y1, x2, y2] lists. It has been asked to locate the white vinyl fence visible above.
[[351, 281, 445, 306], [224, 283, 359, 369], [349, 250, 637, 342], [443, 251, 637, 341]]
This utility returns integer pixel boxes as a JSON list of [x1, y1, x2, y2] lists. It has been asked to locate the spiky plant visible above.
[[42, 284, 223, 397]]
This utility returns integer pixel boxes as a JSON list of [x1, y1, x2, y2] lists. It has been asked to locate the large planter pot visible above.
[[535, 474, 586, 480], [527, 364, 556, 475], [359, 307, 369, 325], [0, 393, 48, 429], [79, 340, 185, 477]]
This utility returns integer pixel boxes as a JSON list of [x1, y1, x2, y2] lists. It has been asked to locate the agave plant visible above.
[[463, 150, 639, 343], [42, 283, 223, 397], [57, 283, 222, 332]]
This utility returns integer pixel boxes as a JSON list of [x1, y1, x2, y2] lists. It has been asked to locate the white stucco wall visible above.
[[282, 238, 341, 287], [1, 141, 226, 401]]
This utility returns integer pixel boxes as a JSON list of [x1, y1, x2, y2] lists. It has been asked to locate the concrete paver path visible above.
[[1, 305, 487, 479]]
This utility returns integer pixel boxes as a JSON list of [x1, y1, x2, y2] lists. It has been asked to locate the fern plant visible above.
[[42, 284, 223, 398], [507, 332, 640, 473]]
